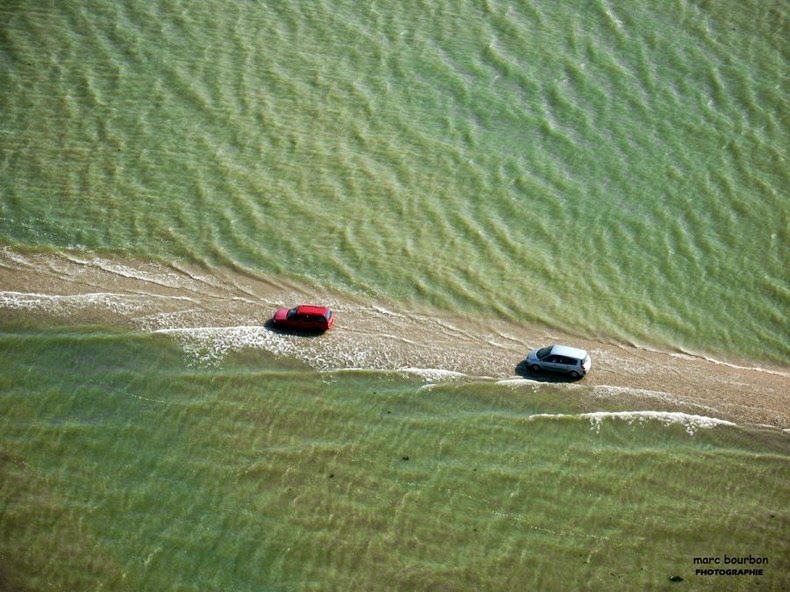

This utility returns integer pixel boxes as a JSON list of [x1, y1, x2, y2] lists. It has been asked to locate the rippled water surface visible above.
[[1, 1, 788, 590], [2, 331, 788, 590], [2, 0, 786, 360]]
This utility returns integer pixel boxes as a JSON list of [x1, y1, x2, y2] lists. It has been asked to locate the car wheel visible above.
[[569, 371, 580, 379], [529, 364, 541, 373]]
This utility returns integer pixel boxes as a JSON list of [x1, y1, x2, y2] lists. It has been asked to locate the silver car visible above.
[[526, 344, 591, 378]]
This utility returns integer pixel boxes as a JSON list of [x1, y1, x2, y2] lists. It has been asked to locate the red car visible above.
[[271, 305, 334, 332]]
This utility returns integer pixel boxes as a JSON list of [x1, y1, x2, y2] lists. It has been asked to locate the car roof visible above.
[[295, 305, 330, 316], [550, 344, 588, 359]]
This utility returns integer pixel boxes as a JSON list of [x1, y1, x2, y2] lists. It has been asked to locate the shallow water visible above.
[[1, 331, 788, 590], [0, 1, 788, 590], [1, 0, 786, 361]]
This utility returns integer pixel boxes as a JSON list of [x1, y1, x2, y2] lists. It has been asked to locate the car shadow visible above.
[[263, 319, 328, 337], [514, 359, 584, 383]]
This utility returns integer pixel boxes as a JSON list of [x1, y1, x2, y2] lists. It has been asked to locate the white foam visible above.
[[371, 305, 404, 318], [494, 377, 580, 391], [489, 330, 525, 345], [586, 411, 736, 435], [0, 291, 207, 322], [0, 247, 35, 267], [592, 384, 676, 403], [370, 332, 420, 346], [63, 255, 192, 290], [0, 290, 147, 315], [668, 352, 790, 378], [398, 367, 467, 382], [528, 411, 736, 436], [154, 325, 280, 366], [155, 324, 359, 370], [496, 377, 535, 386]]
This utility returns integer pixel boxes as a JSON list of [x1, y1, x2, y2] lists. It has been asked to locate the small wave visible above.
[[528, 411, 736, 435], [153, 325, 276, 366], [668, 352, 790, 378], [616, 340, 790, 378], [496, 377, 536, 386], [0, 290, 148, 315], [60, 254, 220, 295], [155, 325, 380, 371], [63, 255, 181, 286], [371, 305, 405, 318], [398, 367, 467, 382], [0, 291, 205, 321]]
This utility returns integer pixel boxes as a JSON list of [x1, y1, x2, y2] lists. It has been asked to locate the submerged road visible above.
[[2, 248, 788, 428]]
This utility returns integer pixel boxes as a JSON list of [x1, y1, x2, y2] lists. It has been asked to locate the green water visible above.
[[1, 0, 786, 360], [1, 330, 787, 590], [1, 0, 788, 590]]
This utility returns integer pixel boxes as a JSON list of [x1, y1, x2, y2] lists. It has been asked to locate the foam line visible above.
[[527, 411, 737, 435], [398, 367, 467, 382], [0, 290, 144, 311], [668, 352, 790, 378], [63, 255, 199, 292]]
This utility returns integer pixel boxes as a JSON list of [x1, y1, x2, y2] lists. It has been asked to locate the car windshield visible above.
[[286, 307, 298, 319], [536, 346, 553, 360]]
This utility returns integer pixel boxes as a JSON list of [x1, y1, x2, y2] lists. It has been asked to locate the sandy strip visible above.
[[1, 247, 788, 428]]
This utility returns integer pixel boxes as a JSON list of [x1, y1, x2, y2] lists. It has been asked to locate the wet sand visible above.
[[2, 248, 788, 428]]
